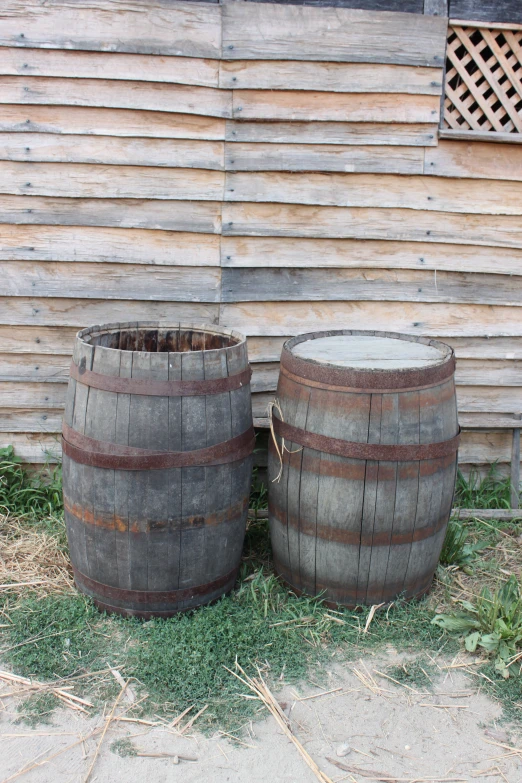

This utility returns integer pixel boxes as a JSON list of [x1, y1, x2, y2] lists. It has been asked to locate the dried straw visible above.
[[225, 661, 333, 783]]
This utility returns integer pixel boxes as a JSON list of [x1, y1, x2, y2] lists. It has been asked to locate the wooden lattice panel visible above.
[[444, 24, 522, 133]]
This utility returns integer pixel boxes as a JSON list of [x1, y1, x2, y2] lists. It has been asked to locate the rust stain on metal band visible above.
[[62, 422, 255, 470], [64, 496, 248, 532], [70, 360, 252, 397], [273, 556, 433, 609], [280, 362, 454, 395], [73, 565, 238, 606], [281, 330, 455, 392], [269, 501, 449, 547], [273, 415, 460, 462]]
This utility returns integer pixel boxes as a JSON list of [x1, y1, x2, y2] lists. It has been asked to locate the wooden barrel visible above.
[[268, 330, 459, 608], [62, 322, 254, 618]]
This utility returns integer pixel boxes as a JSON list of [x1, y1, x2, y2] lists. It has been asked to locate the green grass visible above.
[[454, 465, 513, 510], [0, 449, 520, 731], [0, 445, 63, 521]]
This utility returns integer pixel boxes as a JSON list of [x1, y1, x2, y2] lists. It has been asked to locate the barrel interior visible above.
[[80, 326, 241, 353]]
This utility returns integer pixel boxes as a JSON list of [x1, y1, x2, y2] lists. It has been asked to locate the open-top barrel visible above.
[[268, 330, 459, 608], [62, 322, 254, 618]]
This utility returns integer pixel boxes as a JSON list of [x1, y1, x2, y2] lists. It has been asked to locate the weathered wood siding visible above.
[[0, 0, 520, 475]]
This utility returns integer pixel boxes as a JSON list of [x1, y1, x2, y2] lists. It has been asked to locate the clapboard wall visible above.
[[0, 0, 520, 475]]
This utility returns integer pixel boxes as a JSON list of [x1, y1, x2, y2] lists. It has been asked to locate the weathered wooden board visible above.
[[0, 297, 219, 326], [0, 77, 232, 118], [449, 0, 522, 25], [221, 268, 522, 306], [224, 172, 522, 215], [0, 353, 69, 381], [0, 46, 220, 86], [224, 143, 424, 174], [219, 60, 442, 93], [0, 325, 79, 354], [220, 301, 522, 337], [459, 412, 522, 429], [222, 203, 522, 249], [0, 0, 222, 58], [0, 197, 221, 233], [231, 91, 440, 122], [0, 433, 61, 462], [0, 261, 221, 301], [246, 335, 522, 363], [250, 386, 522, 420], [0, 381, 66, 408], [0, 104, 226, 140], [0, 133, 225, 170], [5, 428, 522, 467], [425, 140, 522, 181], [440, 129, 522, 145], [0, 407, 63, 432], [0, 162, 225, 200], [0, 225, 222, 264], [220, 237, 522, 276], [225, 120, 438, 146], [222, 4, 447, 66]]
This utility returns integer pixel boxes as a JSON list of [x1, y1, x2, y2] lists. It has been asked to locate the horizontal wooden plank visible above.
[[0, 298, 219, 327], [7, 428, 521, 466], [459, 412, 522, 429], [0, 408, 63, 432], [220, 301, 522, 337], [250, 384, 522, 417], [425, 140, 522, 181], [0, 261, 221, 301], [459, 431, 522, 464], [246, 335, 522, 362], [0, 133, 225, 170], [222, 4, 447, 66], [221, 268, 522, 306], [0, 76, 232, 118], [456, 360, 522, 386], [0, 433, 61, 462], [0, 225, 222, 265], [0, 381, 66, 408], [224, 143, 424, 174], [0, 197, 221, 233], [0, 354, 69, 382], [0, 162, 224, 200], [219, 60, 442, 94], [231, 90, 440, 122], [0, 46, 220, 87], [226, 120, 438, 146], [224, 172, 522, 216], [247, 358, 522, 393], [0, 325, 78, 354], [220, 236, 522, 275], [0, 0, 222, 58], [439, 129, 522, 146], [222, 203, 522, 249], [0, 104, 226, 140], [450, 1, 522, 25]]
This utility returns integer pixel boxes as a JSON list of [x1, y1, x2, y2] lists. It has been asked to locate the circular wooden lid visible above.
[[292, 334, 447, 370]]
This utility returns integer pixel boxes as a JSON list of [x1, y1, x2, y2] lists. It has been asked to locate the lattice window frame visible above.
[[443, 21, 522, 138]]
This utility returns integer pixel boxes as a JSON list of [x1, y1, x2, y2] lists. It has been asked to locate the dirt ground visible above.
[[1, 650, 521, 783]]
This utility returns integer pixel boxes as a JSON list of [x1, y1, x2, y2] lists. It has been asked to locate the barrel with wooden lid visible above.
[[268, 330, 459, 608], [62, 321, 254, 618]]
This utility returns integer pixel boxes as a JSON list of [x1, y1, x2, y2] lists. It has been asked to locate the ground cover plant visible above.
[[0, 450, 521, 733]]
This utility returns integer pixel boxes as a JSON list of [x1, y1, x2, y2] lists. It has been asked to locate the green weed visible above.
[[0, 446, 63, 520], [439, 519, 488, 572], [454, 465, 512, 510], [432, 575, 522, 678]]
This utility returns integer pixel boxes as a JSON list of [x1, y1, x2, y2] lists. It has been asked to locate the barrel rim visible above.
[[76, 321, 247, 354], [281, 329, 455, 391]]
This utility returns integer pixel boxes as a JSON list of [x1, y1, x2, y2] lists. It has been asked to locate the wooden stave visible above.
[[268, 331, 458, 608], [62, 321, 253, 617]]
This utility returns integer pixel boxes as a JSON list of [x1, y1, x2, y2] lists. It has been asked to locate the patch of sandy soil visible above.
[[1, 651, 521, 783]]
